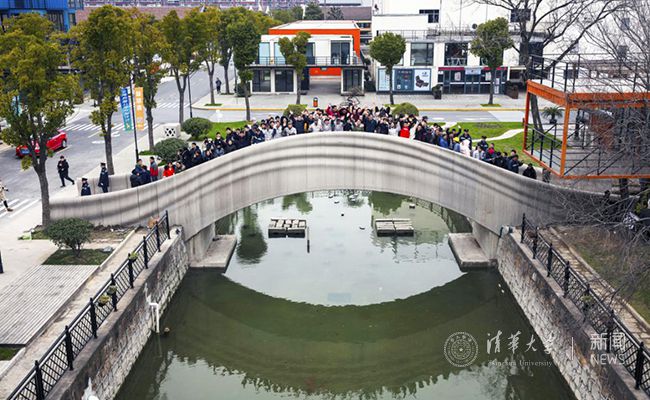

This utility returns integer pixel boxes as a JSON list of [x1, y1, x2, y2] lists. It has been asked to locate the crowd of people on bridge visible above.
[[114, 103, 538, 192]]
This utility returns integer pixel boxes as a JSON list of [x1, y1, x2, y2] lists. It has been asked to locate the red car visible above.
[[15, 130, 68, 158]]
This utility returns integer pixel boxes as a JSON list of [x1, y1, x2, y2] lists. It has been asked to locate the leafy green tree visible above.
[[369, 32, 406, 105], [271, 9, 298, 24], [470, 18, 514, 105], [160, 10, 200, 124], [327, 6, 344, 20], [229, 17, 261, 121], [188, 7, 221, 105], [130, 9, 165, 151], [72, 5, 132, 175], [46, 218, 93, 257], [153, 138, 187, 163], [0, 15, 78, 226], [304, 2, 324, 20], [290, 5, 304, 20], [278, 31, 311, 105]]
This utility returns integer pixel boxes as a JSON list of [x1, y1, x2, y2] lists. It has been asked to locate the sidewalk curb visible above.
[[192, 105, 527, 112]]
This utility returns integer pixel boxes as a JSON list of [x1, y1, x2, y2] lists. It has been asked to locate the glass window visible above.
[[419, 9, 440, 23], [343, 69, 362, 92], [306, 42, 314, 64], [274, 70, 294, 92], [253, 70, 271, 92], [411, 43, 434, 66], [510, 9, 531, 22], [331, 41, 351, 65], [444, 43, 468, 66]]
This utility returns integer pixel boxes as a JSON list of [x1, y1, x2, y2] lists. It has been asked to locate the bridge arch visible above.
[[51, 132, 564, 243]]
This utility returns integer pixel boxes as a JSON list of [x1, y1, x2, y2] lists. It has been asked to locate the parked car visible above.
[[15, 130, 68, 158]]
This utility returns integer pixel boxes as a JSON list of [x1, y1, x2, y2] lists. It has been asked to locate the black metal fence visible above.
[[8, 211, 171, 400], [520, 214, 650, 395]]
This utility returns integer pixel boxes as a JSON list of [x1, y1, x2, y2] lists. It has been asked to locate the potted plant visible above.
[[128, 252, 138, 262], [97, 294, 111, 307], [106, 285, 118, 296], [432, 84, 443, 100], [542, 106, 564, 124]]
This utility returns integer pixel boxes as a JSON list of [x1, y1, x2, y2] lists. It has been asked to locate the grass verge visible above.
[[450, 121, 523, 139], [206, 121, 249, 139], [0, 347, 21, 361], [205, 103, 222, 107], [44, 249, 111, 265], [481, 103, 502, 107]]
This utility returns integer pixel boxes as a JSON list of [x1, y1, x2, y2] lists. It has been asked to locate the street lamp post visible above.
[[0, 250, 4, 274]]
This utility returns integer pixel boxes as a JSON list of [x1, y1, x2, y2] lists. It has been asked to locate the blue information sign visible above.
[[119, 87, 134, 132]]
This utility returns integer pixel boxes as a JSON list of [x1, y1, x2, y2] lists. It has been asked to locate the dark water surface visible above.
[[116, 191, 574, 400]]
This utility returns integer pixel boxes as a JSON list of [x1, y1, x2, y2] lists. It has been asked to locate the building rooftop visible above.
[[272, 20, 359, 30], [322, 6, 371, 20]]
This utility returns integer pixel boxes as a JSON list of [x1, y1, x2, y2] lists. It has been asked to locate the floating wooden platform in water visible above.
[[269, 218, 307, 238], [374, 218, 414, 236]]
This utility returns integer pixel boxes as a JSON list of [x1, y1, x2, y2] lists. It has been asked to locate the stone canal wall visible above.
[[497, 233, 643, 400], [48, 229, 189, 400]]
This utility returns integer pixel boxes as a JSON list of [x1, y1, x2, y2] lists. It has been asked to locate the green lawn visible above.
[[207, 121, 249, 139], [205, 103, 223, 107], [44, 249, 110, 265], [481, 103, 502, 107], [0, 347, 20, 361], [450, 121, 523, 139]]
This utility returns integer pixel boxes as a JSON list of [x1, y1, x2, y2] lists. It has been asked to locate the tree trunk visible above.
[[33, 162, 50, 227], [174, 72, 187, 124], [488, 68, 496, 105], [105, 116, 114, 175], [296, 72, 301, 105], [146, 106, 154, 151], [388, 67, 395, 105], [243, 78, 251, 121], [209, 73, 215, 104], [223, 58, 231, 95]]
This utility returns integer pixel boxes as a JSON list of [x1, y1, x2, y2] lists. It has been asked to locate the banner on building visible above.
[[413, 69, 432, 92], [377, 68, 391, 92], [119, 87, 133, 132], [134, 87, 145, 131]]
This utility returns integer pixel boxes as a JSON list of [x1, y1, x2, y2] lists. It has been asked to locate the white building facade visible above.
[[370, 0, 545, 95]]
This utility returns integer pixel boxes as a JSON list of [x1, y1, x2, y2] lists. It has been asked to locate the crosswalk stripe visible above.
[[0, 199, 30, 219], [8, 199, 40, 219]]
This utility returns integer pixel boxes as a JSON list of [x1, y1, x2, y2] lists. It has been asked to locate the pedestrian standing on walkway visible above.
[[0, 180, 12, 212], [215, 78, 222, 94], [80, 178, 91, 196], [149, 157, 159, 182], [57, 156, 74, 187], [98, 162, 110, 193], [523, 163, 537, 180]]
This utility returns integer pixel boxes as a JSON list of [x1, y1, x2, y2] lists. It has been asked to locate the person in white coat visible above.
[[0, 180, 12, 212]]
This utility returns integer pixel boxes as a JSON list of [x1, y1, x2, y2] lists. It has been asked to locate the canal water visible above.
[[117, 191, 574, 400]]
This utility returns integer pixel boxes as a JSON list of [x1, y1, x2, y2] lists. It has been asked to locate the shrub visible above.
[[181, 117, 212, 140], [153, 138, 187, 163], [283, 104, 307, 117], [391, 102, 419, 117], [46, 218, 93, 258]]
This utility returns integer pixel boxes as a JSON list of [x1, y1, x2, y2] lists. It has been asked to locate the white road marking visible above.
[[0, 199, 30, 219], [8, 199, 40, 219]]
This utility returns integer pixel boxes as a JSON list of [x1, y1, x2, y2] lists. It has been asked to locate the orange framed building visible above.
[[523, 56, 650, 180]]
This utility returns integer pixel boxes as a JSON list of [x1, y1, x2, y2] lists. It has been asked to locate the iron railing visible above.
[[252, 55, 363, 67], [8, 211, 171, 400], [520, 214, 650, 395]]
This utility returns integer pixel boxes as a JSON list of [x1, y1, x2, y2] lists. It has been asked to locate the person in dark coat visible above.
[[80, 178, 91, 196], [57, 156, 75, 187], [98, 162, 110, 193], [507, 155, 523, 173], [523, 163, 537, 180]]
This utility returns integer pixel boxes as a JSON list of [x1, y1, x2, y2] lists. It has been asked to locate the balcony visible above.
[[377, 25, 546, 41], [445, 58, 467, 66], [252, 55, 364, 68]]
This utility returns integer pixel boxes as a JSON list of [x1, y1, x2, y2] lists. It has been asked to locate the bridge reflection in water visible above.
[[116, 192, 574, 400]]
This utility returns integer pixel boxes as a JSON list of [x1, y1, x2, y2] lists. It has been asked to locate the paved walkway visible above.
[[0, 264, 98, 346], [193, 91, 552, 112], [0, 230, 144, 399]]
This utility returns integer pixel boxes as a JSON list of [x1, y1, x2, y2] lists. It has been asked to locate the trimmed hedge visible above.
[[283, 104, 307, 117], [153, 138, 187, 163], [181, 117, 212, 140], [391, 102, 419, 117]]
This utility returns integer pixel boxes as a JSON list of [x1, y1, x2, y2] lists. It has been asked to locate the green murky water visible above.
[[116, 191, 574, 400]]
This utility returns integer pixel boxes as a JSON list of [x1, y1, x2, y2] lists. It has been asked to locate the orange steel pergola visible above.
[[523, 80, 650, 180]]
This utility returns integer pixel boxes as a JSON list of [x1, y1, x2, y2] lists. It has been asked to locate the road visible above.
[[0, 67, 523, 220]]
